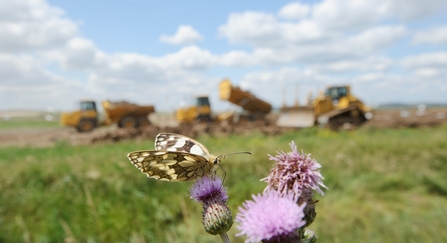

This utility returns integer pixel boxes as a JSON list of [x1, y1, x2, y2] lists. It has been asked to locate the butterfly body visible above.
[[127, 133, 220, 181]]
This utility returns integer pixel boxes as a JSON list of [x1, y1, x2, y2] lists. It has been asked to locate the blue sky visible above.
[[1, 0, 447, 112], [47, 1, 297, 53]]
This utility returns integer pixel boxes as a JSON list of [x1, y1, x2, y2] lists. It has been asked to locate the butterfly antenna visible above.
[[217, 151, 250, 186], [217, 151, 252, 160]]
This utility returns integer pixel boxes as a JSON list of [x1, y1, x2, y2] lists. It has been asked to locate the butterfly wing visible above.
[[155, 133, 211, 159], [127, 150, 214, 181]]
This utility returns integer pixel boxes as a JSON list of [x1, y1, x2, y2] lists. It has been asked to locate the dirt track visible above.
[[1, 109, 446, 148]]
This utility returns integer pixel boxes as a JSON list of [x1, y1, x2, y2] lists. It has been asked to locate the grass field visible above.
[[1, 125, 447, 243], [0, 116, 60, 130]]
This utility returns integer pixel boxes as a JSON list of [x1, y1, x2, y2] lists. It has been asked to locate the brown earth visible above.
[[364, 108, 447, 129], [1, 108, 446, 148]]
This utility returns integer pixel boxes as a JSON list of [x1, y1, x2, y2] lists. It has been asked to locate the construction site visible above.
[[66, 79, 373, 127], [1, 79, 446, 148]]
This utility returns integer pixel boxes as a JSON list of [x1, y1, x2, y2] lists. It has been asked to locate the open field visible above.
[[1, 122, 447, 242]]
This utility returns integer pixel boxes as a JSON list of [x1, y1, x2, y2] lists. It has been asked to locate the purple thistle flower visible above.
[[236, 190, 306, 243], [190, 176, 233, 236], [190, 175, 229, 203], [264, 141, 328, 199]]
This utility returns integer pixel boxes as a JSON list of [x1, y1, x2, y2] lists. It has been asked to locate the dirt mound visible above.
[[72, 108, 447, 144], [365, 109, 447, 129], [84, 121, 289, 144], [1, 108, 446, 148]]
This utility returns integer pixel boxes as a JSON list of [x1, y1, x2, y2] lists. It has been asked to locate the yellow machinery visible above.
[[175, 96, 213, 123], [219, 79, 272, 123], [277, 85, 372, 128], [175, 79, 272, 124], [61, 100, 155, 132], [60, 100, 98, 132]]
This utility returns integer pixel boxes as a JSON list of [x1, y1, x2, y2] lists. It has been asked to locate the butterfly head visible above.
[[212, 157, 221, 165], [209, 156, 222, 170]]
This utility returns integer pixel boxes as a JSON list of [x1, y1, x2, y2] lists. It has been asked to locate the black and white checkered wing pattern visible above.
[[127, 150, 214, 181], [155, 133, 211, 159], [126, 133, 217, 182]]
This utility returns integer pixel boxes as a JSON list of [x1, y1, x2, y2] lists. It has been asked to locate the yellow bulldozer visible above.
[[60, 100, 155, 132], [175, 79, 272, 124], [277, 85, 372, 129]]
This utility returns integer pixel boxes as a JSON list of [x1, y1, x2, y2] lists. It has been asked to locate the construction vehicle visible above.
[[175, 79, 272, 124], [277, 85, 372, 129], [60, 100, 155, 132], [218, 79, 272, 123], [175, 95, 213, 124]]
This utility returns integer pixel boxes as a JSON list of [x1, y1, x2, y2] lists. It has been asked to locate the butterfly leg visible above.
[[217, 164, 226, 185]]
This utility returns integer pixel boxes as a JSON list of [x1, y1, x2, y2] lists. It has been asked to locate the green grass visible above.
[[0, 116, 60, 130], [1, 125, 447, 242]]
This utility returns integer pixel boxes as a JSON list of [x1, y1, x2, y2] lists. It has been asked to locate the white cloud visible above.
[[44, 43, 218, 110], [1, 0, 447, 111], [238, 64, 447, 108], [44, 37, 102, 71], [217, 23, 406, 67], [400, 52, 447, 69], [345, 25, 408, 51], [312, 0, 447, 31], [411, 25, 447, 45], [218, 11, 338, 51], [0, 0, 78, 52], [218, 50, 255, 67], [383, 0, 447, 21], [309, 56, 394, 73], [159, 46, 215, 70], [218, 5, 408, 67], [89, 46, 215, 85], [278, 2, 310, 20], [0, 1, 215, 110], [0, 53, 88, 110], [413, 68, 441, 77], [219, 11, 283, 47], [0, 53, 53, 87], [159, 25, 203, 45]]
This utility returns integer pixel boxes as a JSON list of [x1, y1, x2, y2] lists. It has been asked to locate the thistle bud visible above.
[[301, 228, 318, 243], [190, 176, 233, 235], [202, 198, 233, 235]]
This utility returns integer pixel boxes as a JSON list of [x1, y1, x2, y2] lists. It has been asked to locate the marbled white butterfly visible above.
[[127, 133, 250, 181]]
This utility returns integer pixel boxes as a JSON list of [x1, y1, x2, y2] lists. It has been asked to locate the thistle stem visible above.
[[219, 232, 231, 243]]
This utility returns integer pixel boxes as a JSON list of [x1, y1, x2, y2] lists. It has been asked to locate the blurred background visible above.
[[1, 0, 447, 242]]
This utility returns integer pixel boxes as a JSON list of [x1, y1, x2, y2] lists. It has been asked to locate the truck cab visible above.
[[176, 96, 212, 123], [60, 100, 98, 132], [325, 86, 349, 102]]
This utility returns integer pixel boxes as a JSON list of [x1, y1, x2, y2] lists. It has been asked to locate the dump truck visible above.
[[175, 79, 272, 124], [218, 79, 272, 123], [60, 100, 155, 132], [277, 85, 372, 129]]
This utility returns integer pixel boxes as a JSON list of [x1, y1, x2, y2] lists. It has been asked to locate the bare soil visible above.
[[1, 109, 446, 148]]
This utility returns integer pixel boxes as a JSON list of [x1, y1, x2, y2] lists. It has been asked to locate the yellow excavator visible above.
[[175, 79, 272, 124], [277, 85, 372, 129], [61, 100, 155, 132]]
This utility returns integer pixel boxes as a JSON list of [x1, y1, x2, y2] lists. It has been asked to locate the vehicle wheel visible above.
[[196, 116, 212, 124], [120, 116, 137, 129], [77, 119, 95, 132], [138, 117, 151, 127], [237, 116, 249, 124]]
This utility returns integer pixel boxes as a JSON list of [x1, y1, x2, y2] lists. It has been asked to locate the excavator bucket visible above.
[[276, 106, 315, 128]]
